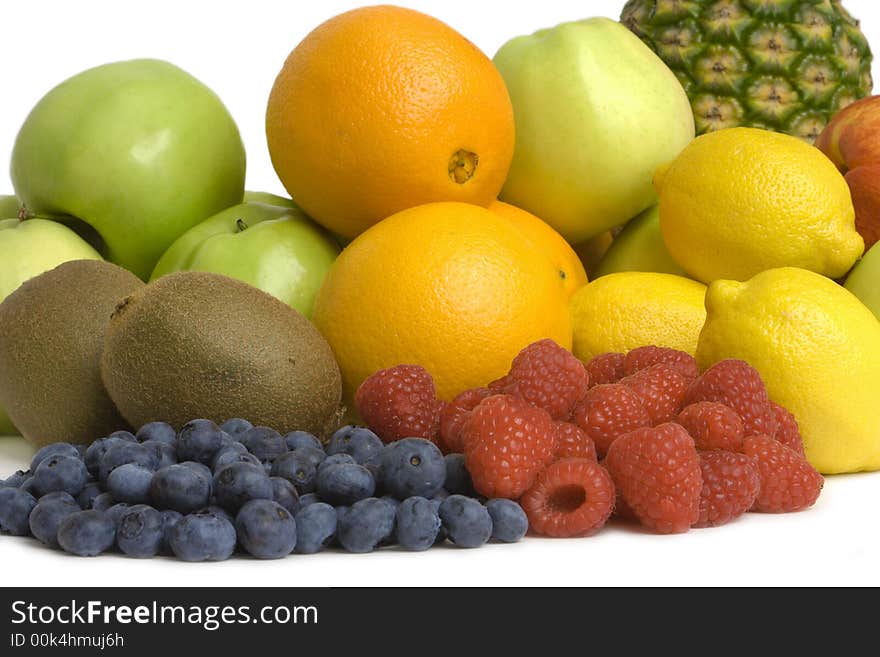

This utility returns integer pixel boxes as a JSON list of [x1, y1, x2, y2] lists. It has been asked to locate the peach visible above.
[[817, 96, 880, 250]]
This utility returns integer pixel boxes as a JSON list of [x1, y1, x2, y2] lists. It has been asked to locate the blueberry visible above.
[[270, 477, 300, 516], [293, 503, 337, 554], [238, 426, 288, 462], [38, 491, 78, 504], [235, 499, 297, 559], [30, 442, 82, 472], [432, 488, 450, 501], [3, 470, 30, 488], [135, 421, 177, 445], [317, 453, 356, 474], [485, 499, 528, 543], [316, 463, 375, 506], [381, 438, 445, 500], [18, 477, 37, 496], [271, 451, 319, 493], [99, 442, 156, 484], [106, 463, 154, 504], [220, 418, 253, 437], [116, 505, 164, 558], [201, 505, 236, 527], [28, 494, 80, 547], [439, 495, 493, 548], [327, 426, 384, 474], [181, 460, 212, 482], [142, 440, 177, 470], [177, 419, 226, 464], [443, 453, 475, 496], [106, 502, 132, 529], [381, 495, 401, 511], [91, 492, 116, 513], [211, 441, 248, 468], [284, 431, 323, 451], [73, 444, 89, 459], [168, 509, 237, 562], [33, 455, 89, 497], [297, 493, 320, 508], [150, 464, 212, 514], [76, 482, 103, 510], [109, 430, 138, 442], [0, 488, 37, 535], [84, 436, 125, 478], [337, 497, 396, 553], [159, 510, 182, 553], [212, 462, 273, 512], [395, 496, 441, 551], [57, 510, 116, 556], [213, 449, 262, 472]]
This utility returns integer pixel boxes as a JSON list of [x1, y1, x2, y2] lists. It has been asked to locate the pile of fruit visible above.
[[354, 340, 823, 537], [2, 1, 880, 558], [0, 420, 527, 559]]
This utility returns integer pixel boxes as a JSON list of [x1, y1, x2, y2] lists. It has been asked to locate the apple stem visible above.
[[17, 205, 30, 221], [235, 218, 248, 233]]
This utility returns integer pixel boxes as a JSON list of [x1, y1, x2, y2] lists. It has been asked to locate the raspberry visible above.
[[355, 365, 442, 444], [585, 352, 626, 387], [742, 435, 823, 513], [605, 423, 702, 534], [770, 402, 805, 458], [487, 374, 510, 394], [676, 401, 744, 452], [619, 363, 689, 425], [623, 346, 700, 382], [439, 388, 492, 454], [684, 360, 778, 437], [520, 458, 615, 537], [462, 395, 556, 499], [695, 450, 761, 528], [499, 339, 590, 420], [571, 384, 651, 458], [553, 421, 597, 462]]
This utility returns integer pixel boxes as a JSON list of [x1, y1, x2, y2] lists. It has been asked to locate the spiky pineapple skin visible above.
[[621, 0, 873, 142]]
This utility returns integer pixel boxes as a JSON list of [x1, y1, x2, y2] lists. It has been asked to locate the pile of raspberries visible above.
[[354, 340, 824, 538]]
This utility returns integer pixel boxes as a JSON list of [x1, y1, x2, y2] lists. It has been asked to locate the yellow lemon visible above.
[[489, 200, 588, 297], [697, 267, 880, 474], [658, 127, 864, 284], [313, 202, 572, 404], [569, 272, 706, 360]]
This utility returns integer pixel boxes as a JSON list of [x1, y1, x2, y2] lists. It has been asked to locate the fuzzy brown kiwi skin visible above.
[[101, 271, 343, 437], [0, 260, 143, 448]]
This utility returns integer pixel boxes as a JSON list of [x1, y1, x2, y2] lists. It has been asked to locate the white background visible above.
[[1, 0, 879, 586]]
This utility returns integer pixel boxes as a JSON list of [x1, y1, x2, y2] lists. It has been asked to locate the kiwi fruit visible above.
[[101, 271, 342, 436], [0, 260, 144, 447]]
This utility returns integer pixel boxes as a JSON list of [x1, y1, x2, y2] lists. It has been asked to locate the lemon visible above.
[[658, 127, 864, 284], [569, 272, 707, 360], [697, 267, 880, 474], [313, 202, 572, 404]]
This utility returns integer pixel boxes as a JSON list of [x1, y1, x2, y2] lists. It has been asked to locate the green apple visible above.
[[0, 218, 103, 435], [845, 242, 880, 320], [0, 195, 20, 219], [243, 191, 300, 211], [594, 206, 686, 278], [493, 18, 695, 244], [11, 59, 246, 280], [151, 201, 340, 318]]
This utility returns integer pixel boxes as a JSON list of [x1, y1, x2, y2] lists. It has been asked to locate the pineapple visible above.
[[621, 0, 873, 141]]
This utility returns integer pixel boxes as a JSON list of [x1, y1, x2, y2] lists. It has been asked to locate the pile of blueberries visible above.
[[0, 419, 528, 560]]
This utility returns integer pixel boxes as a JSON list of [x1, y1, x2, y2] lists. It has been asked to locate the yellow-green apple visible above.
[[151, 200, 340, 318], [845, 242, 880, 320], [0, 218, 102, 434], [11, 59, 246, 279], [493, 18, 695, 244], [817, 95, 880, 250], [594, 206, 686, 278], [0, 195, 20, 219]]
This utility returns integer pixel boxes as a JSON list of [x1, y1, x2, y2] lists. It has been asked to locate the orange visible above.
[[488, 200, 588, 298], [312, 202, 572, 403], [265, 5, 515, 240]]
